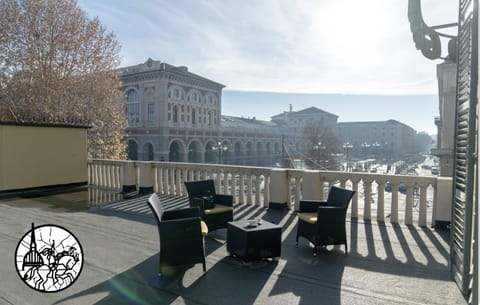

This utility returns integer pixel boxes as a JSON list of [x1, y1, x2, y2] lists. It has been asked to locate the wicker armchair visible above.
[[296, 186, 355, 255], [184, 179, 234, 232], [147, 193, 208, 274]]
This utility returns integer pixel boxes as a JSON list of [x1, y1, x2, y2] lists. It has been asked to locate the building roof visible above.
[[271, 106, 338, 120], [120, 58, 225, 89], [338, 119, 416, 132], [221, 115, 278, 128]]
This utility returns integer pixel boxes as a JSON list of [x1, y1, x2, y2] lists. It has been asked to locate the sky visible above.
[[77, 0, 459, 134]]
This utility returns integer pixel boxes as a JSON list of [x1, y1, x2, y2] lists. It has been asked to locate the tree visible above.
[[302, 118, 340, 170], [0, 0, 127, 159]]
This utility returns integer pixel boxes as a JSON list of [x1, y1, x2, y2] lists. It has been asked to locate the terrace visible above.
[[0, 160, 467, 305]]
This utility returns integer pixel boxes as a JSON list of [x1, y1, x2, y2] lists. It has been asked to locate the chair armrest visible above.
[[214, 194, 233, 207], [299, 200, 327, 212], [162, 207, 200, 221]]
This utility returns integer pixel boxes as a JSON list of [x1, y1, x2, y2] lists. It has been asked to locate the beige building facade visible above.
[[0, 123, 88, 193], [431, 61, 456, 177], [338, 120, 417, 159]]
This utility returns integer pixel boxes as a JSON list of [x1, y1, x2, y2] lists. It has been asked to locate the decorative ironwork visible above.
[[407, 0, 458, 61]]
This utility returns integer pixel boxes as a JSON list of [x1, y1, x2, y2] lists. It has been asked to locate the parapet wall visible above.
[[0, 122, 88, 193]]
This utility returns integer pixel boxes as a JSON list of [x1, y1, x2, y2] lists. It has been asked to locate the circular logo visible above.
[[15, 223, 84, 292]]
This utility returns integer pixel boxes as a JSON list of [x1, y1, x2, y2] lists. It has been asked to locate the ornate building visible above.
[[121, 58, 225, 162], [121, 59, 419, 166]]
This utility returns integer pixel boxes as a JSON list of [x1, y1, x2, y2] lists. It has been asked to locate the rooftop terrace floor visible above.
[[0, 191, 467, 305]]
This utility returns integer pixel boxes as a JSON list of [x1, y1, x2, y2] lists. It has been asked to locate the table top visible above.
[[228, 219, 281, 232]]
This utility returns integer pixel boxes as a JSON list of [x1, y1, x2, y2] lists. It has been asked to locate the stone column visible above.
[[268, 169, 290, 209], [433, 177, 453, 228], [122, 161, 137, 194], [138, 162, 154, 194], [301, 170, 323, 201]]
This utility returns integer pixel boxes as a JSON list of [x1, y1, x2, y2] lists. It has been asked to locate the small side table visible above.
[[226, 220, 281, 261]]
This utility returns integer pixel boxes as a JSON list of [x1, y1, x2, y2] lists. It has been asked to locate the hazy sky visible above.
[[77, 0, 458, 133]]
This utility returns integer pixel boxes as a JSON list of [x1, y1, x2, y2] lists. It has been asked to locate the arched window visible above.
[[127, 140, 138, 160], [126, 89, 139, 102], [189, 92, 198, 102], [207, 95, 214, 105], [143, 143, 154, 161]]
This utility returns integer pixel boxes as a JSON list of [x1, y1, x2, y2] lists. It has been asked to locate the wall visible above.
[[0, 123, 88, 192]]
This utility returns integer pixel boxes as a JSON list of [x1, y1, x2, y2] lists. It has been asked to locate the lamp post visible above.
[[372, 141, 381, 157], [313, 141, 327, 169], [212, 141, 228, 164], [343, 142, 353, 171], [361, 141, 370, 158]]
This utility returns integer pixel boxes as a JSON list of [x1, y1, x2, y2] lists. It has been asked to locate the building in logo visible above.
[[15, 223, 83, 292]]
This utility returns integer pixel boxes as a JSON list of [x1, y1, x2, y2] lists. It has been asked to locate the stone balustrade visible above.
[[87, 159, 450, 227]]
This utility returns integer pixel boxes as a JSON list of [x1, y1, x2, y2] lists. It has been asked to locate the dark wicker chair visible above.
[[184, 179, 234, 232], [147, 193, 208, 274], [296, 186, 356, 255]]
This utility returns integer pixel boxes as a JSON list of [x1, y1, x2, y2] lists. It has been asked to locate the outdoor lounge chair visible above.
[[184, 179, 234, 232], [296, 186, 355, 255], [147, 193, 208, 274]]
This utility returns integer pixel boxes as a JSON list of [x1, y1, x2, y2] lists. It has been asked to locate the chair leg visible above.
[[202, 261, 206, 272], [313, 246, 317, 256], [345, 241, 348, 254]]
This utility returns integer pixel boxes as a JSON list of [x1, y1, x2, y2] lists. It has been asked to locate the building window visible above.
[[168, 88, 182, 100], [127, 103, 140, 124], [147, 103, 155, 121], [173, 105, 178, 123], [189, 91, 199, 102], [126, 89, 139, 102], [208, 111, 212, 125], [192, 109, 196, 124], [208, 95, 214, 105], [125, 89, 140, 125]]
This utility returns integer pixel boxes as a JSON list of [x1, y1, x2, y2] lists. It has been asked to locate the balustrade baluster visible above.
[[231, 173, 238, 203], [419, 185, 428, 226], [364, 179, 373, 221], [175, 168, 182, 195], [216, 170, 222, 192], [263, 175, 270, 206], [161, 167, 167, 194], [107, 165, 113, 189], [224, 171, 229, 195], [377, 181, 385, 222], [169, 167, 175, 195], [255, 174, 261, 206], [294, 177, 301, 211], [405, 185, 414, 225], [247, 174, 253, 205], [350, 179, 360, 218], [240, 173, 246, 204], [391, 184, 399, 223]]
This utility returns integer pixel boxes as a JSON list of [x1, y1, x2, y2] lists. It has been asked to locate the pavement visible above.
[[0, 189, 467, 305]]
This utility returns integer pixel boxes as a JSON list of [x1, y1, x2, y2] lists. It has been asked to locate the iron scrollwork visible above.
[[408, 0, 458, 62]]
